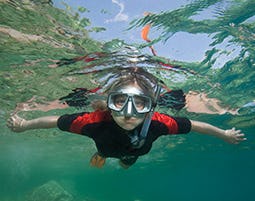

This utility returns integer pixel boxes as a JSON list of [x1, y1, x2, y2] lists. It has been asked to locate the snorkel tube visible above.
[[133, 84, 161, 148]]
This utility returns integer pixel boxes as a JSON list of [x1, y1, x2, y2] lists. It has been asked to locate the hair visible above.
[[92, 67, 161, 111], [105, 67, 159, 99]]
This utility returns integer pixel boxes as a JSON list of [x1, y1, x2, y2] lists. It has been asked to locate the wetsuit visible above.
[[57, 110, 191, 166]]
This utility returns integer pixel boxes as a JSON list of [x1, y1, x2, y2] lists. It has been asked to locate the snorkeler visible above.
[[7, 67, 246, 169]]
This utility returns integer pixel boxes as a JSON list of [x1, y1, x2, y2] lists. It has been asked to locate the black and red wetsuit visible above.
[[57, 110, 191, 166]]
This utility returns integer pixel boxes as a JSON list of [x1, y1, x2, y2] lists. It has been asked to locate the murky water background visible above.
[[0, 1, 254, 201]]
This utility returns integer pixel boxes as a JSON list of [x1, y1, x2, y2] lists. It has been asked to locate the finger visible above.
[[7, 119, 14, 127], [236, 134, 245, 137], [236, 134, 246, 139], [235, 136, 247, 142], [6, 119, 14, 127], [11, 114, 18, 121], [6, 118, 12, 125], [238, 137, 247, 141]]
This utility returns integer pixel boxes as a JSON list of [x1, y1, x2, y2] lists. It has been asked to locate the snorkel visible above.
[[137, 84, 161, 148]]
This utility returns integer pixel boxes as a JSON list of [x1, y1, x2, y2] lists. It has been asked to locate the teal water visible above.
[[1, 1, 255, 201]]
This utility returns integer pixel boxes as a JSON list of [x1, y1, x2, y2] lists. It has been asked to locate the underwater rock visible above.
[[28, 180, 74, 201], [185, 91, 238, 115], [1, 0, 53, 5], [30, 0, 53, 4], [0, 27, 75, 49], [14, 96, 68, 112]]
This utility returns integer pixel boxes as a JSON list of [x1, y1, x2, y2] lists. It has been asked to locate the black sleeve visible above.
[[57, 112, 87, 131], [171, 116, 192, 133]]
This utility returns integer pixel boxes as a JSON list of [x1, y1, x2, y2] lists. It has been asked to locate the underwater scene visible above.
[[0, 0, 255, 201]]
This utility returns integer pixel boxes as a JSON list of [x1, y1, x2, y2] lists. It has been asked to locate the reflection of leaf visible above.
[[201, 48, 219, 65], [100, 9, 109, 14], [62, 2, 72, 12], [89, 27, 106, 33], [78, 6, 89, 13], [79, 18, 91, 27]]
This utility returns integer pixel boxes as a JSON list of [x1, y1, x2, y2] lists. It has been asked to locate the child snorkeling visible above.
[[7, 67, 246, 169]]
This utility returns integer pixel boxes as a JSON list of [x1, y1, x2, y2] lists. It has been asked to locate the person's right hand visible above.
[[7, 114, 27, 132]]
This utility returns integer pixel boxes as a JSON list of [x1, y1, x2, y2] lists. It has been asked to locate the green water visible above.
[[0, 1, 254, 201]]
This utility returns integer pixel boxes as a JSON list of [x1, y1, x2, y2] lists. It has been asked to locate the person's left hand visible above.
[[7, 114, 27, 132], [223, 127, 247, 144]]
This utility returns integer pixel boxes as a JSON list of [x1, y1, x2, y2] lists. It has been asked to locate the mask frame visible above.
[[107, 92, 152, 117]]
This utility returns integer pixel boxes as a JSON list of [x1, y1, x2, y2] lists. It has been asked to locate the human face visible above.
[[111, 111, 146, 130], [108, 85, 151, 130]]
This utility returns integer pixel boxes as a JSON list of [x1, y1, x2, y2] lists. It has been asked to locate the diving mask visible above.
[[107, 86, 152, 117]]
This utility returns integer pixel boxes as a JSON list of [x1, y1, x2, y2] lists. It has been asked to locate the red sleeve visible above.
[[151, 112, 191, 134], [69, 110, 112, 134]]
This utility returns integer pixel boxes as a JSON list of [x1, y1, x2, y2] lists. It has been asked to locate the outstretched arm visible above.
[[7, 114, 59, 132], [190, 120, 246, 144]]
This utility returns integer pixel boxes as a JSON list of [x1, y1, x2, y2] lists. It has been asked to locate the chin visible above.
[[118, 123, 135, 130], [112, 115, 143, 130], [123, 126, 136, 131]]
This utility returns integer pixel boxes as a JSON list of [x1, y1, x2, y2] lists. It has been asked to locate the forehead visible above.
[[117, 85, 143, 95]]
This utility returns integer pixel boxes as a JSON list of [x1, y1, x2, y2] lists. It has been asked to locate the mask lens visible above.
[[133, 95, 151, 113], [108, 93, 128, 111], [113, 94, 128, 109]]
